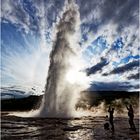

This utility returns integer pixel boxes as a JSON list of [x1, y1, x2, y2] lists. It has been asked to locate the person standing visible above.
[[108, 106, 114, 132], [126, 104, 136, 131]]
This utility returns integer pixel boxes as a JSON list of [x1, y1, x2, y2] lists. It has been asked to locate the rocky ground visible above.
[[1, 112, 139, 140]]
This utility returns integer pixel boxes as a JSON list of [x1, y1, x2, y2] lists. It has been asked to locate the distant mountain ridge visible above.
[[1, 91, 139, 111], [1, 86, 44, 100]]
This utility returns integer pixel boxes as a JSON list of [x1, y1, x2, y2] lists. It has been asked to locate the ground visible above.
[[1, 112, 139, 140]]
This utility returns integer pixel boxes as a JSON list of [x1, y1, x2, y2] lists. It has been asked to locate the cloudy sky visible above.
[[1, 0, 139, 91]]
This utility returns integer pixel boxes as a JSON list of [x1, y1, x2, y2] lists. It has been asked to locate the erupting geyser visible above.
[[39, 0, 89, 117]]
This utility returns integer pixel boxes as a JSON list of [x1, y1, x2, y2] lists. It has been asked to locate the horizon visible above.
[[1, 0, 139, 93]]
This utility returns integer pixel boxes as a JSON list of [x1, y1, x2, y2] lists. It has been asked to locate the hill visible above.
[[1, 91, 139, 111]]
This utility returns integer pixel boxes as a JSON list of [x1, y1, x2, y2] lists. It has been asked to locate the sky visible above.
[[1, 0, 139, 92]]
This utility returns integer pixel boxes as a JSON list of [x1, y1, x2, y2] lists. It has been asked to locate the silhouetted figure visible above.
[[126, 105, 136, 131], [108, 106, 114, 131], [104, 115, 109, 130]]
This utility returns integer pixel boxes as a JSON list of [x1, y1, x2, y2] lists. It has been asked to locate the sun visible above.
[[65, 68, 90, 86]]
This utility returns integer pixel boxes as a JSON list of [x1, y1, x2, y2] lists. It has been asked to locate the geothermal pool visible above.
[[1, 113, 139, 140]]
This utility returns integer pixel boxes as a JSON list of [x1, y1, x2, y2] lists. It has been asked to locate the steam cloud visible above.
[[39, 0, 89, 117]]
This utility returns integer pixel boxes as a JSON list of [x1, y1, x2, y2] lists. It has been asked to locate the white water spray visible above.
[[38, 0, 90, 117]]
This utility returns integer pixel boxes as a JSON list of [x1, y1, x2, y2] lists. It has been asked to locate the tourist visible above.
[[108, 106, 114, 131], [126, 104, 136, 131]]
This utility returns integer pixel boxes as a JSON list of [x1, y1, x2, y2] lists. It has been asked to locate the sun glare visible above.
[[66, 68, 90, 86]]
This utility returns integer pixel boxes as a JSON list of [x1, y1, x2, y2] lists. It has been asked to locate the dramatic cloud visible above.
[[89, 81, 139, 91], [77, 0, 139, 32], [127, 73, 139, 80], [1, 0, 64, 42], [1, 0, 139, 91], [103, 60, 139, 76], [86, 58, 108, 75], [78, 0, 139, 72]]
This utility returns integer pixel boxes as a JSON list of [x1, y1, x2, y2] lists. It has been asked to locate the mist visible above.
[[38, 0, 90, 117]]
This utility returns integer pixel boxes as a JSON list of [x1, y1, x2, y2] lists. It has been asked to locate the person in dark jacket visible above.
[[108, 106, 114, 131], [126, 104, 136, 131]]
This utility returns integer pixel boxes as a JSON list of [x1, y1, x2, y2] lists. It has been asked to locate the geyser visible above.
[[39, 0, 89, 117]]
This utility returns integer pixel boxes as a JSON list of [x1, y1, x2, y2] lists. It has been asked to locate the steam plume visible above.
[[39, 0, 89, 117]]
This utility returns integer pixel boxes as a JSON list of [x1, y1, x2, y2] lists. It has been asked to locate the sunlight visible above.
[[66, 69, 88, 86], [65, 54, 91, 87]]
